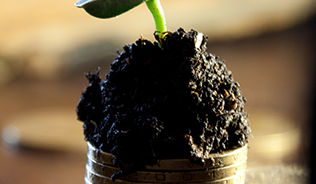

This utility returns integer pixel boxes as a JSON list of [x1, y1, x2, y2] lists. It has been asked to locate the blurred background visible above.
[[1, 0, 316, 183]]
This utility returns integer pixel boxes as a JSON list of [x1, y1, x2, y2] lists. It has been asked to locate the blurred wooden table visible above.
[[0, 148, 86, 184], [0, 80, 88, 184]]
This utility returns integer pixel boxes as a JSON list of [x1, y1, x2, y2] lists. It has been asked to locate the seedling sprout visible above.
[[75, 0, 167, 39]]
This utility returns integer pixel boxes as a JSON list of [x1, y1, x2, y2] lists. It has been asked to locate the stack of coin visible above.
[[85, 142, 247, 184]]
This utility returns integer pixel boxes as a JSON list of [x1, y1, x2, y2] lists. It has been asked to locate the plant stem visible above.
[[145, 0, 167, 39]]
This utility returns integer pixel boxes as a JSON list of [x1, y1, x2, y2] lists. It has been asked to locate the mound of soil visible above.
[[77, 28, 251, 180]]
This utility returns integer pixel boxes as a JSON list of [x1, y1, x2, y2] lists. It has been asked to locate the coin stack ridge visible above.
[[85, 142, 247, 184]]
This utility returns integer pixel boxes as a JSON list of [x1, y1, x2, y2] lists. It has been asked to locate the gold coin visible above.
[[86, 156, 246, 183], [87, 142, 115, 166], [85, 165, 246, 184], [87, 142, 248, 171]]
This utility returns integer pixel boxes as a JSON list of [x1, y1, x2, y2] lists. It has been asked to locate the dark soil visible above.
[[76, 28, 251, 180]]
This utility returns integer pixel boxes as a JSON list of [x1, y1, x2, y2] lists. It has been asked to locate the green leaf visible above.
[[75, 0, 146, 19]]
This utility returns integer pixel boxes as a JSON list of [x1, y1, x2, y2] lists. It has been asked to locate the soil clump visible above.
[[77, 28, 251, 180]]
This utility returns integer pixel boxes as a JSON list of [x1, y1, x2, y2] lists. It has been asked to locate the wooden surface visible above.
[[2, 109, 87, 153]]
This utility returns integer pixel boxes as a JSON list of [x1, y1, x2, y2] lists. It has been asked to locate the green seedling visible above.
[[75, 0, 167, 39]]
